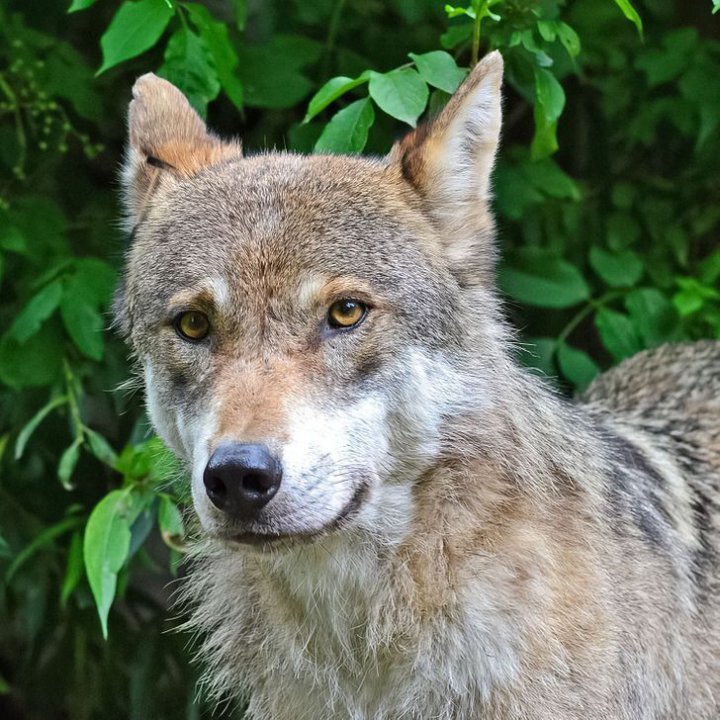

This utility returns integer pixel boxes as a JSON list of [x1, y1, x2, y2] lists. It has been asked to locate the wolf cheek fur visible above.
[[116, 52, 720, 719]]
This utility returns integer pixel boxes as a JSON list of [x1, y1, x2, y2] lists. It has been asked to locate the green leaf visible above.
[[0, 674, 8, 695], [115, 437, 181, 489], [494, 162, 544, 220], [500, 249, 590, 308], [409, 51, 466, 94], [58, 437, 83, 490], [699, 250, 720, 285], [428, 88, 452, 116], [595, 307, 643, 361], [15, 394, 68, 460], [235, 36, 321, 109], [8, 281, 63, 343], [625, 288, 679, 347], [304, 73, 370, 122], [6, 516, 82, 583], [185, 3, 243, 111], [44, 43, 103, 122], [61, 531, 85, 607], [531, 67, 565, 160], [158, 495, 185, 551], [673, 277, 720, 316], [58, 259, 113, 361], [60, 293, 105, 361], [589, 247, 644, 288], [557, 342, 600, 391], [476, 1, 501, 22], [635, 32, 695, 88], [97, 0, 174, 75], [531, 119, 557, 159], [556, 22, 581, 58], [72, 258, 117, 306], [607, 212, 642, 250], [368, 68, 429, 127], [0, 223, 27, 254], [679, 58, 720, 148], [128, 502, 155, 558], [440, 23, 473, 51], [0, 321, 64, 389], [83, 490, 141, 639], [535, 69, 565, 124], [612, 0, 643, 39], [159, 26, 220, 117], [673, 290, 702, 317], [521, 158, 581, 200], [287, 121, 323, 152], [536, 20, 556, 42], [86, 429, 118, 469], [68, 0, 99, 12], [444, 4, 474, 19], [314, 98, 375, 154], [666, 224, 689, 266]]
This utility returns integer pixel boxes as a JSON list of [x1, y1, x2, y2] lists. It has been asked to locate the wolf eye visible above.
[[174, 311, 210, 341], [327, 299, 367, 329]]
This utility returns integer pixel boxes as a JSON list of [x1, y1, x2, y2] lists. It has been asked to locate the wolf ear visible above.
[[122, 73, 241, 228], [390, 51, 503, 283]]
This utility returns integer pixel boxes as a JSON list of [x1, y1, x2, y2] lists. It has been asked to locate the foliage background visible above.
[[0, 0, 718, 718]]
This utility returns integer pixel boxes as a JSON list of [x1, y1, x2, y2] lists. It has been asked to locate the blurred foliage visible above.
[[0, 0, 718, 718]]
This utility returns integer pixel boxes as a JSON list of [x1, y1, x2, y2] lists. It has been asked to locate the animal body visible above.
[[115, 52, 720, 719]]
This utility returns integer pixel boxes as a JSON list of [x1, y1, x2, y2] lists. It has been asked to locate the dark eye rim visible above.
[[173, 310, 211, 342], [326, 298, 369, 331]]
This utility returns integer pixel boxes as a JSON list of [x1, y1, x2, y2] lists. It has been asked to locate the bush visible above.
[[1, 0, 718, 717]]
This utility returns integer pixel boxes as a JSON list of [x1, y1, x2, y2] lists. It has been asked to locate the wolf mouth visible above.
[[229, 480, 369, 548]]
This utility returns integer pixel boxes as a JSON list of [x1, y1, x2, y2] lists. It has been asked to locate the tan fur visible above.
[[116, 54, 720, 719], [213, 356, 310, 447]]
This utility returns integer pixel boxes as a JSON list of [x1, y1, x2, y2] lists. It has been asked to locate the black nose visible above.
[[203, 443, 282, 518]]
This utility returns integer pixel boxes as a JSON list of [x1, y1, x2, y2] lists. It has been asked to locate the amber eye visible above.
[[174, 311, 210, 341], [327, 299, 367, 329]]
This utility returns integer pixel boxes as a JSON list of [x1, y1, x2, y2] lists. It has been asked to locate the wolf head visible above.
[[116, 53, 507, 548]]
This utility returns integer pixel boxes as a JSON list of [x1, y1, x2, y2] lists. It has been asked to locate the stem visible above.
[[322, 0, 347, 78], [0, 72, 26, 176], [176, 2, 190, 30], [471, 0, 485, 66], [63, 360, 85, 440], [557, 290, 626, 345], [556, 303, 594, 345]]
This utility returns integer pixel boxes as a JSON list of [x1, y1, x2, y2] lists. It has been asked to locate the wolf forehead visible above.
[[119, 153, 462, 339], [134, 154, 427, 254], [124, 153, 450, 283]]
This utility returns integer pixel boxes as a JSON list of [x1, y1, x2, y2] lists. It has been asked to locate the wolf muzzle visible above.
[[203, 442, 282, 519]]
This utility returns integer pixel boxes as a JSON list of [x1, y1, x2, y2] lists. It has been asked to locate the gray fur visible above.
[[117, 56, 720, 719]]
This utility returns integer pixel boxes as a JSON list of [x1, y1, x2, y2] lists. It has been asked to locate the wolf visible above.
[[115, 52, 720, 719]]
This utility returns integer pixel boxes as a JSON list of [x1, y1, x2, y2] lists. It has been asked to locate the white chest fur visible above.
[[188, 536, 522, 720]]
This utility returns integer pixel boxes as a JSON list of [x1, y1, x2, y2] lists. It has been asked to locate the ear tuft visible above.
[[390, 51, 503, 283], [122, 73, 241, 228], [393, 51, 503, 207]]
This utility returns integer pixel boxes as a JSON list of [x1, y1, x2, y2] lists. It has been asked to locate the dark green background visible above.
[[1, 0, 718, 718]]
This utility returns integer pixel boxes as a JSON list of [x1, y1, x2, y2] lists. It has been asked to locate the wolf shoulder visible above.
[[581, 339, 720, 462], [577, 339, 720, 591]]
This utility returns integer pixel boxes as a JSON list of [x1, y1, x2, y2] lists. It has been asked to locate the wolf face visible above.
[[117, 54, 504, 547]]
